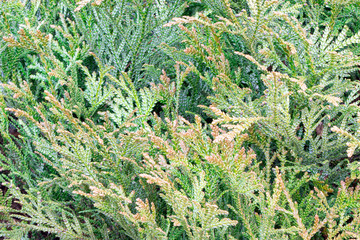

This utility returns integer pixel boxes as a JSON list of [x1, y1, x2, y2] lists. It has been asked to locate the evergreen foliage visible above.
[[1, 0, 360, 239]]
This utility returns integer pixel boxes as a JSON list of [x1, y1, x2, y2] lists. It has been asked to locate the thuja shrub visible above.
[[0, 0, 360, 239]]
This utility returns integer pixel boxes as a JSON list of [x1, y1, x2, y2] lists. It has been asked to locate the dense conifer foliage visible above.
[[1, 0, 360, 239]]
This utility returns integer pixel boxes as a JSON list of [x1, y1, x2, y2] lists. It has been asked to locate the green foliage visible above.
[[73, 0, 187, 85], [1, 0, 360, 239]]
